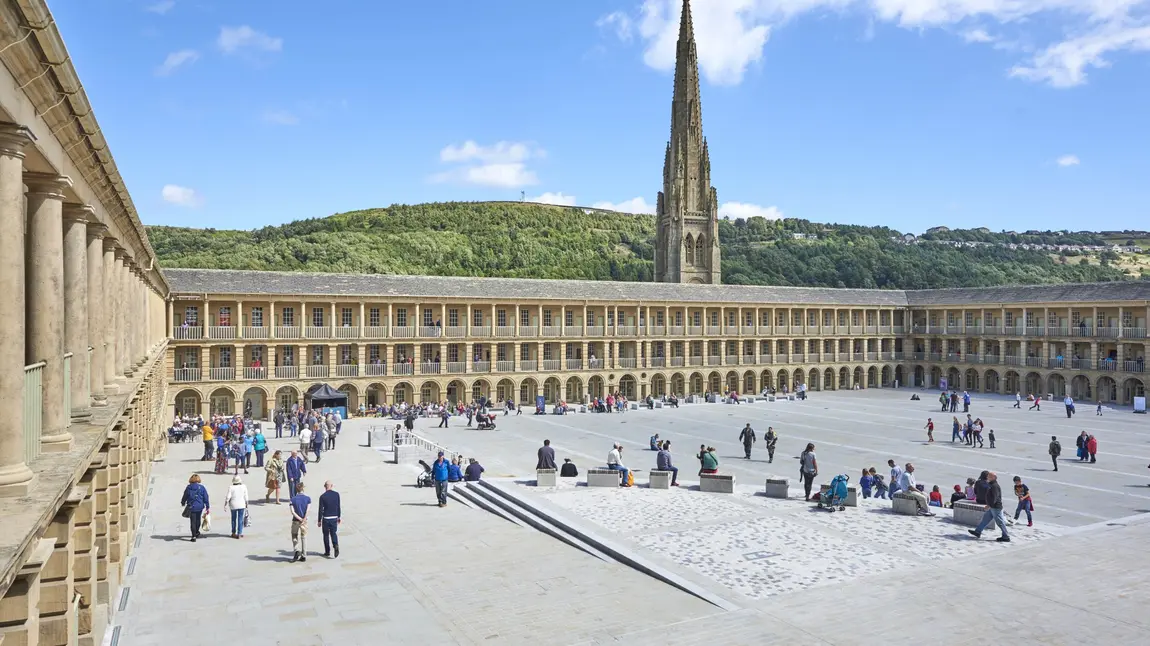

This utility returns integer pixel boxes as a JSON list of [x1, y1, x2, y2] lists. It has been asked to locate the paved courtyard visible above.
[[114, 391, 1150, 644]]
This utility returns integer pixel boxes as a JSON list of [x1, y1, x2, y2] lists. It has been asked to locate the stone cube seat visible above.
[[648, 470, 672, 489], [892, 492, 919, 515], [587, 468, 621, 487], [699, 473, 735, 493], [536, 468, 557, 487], [767, 395, 776, 402], [654, 401, 663, 409], [820, 483, 857, 507], [764, 477, 789, 499], [787, 394, 796, 401], [952, 500, 984, 526]]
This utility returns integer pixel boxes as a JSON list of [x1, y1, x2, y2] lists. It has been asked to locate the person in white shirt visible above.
[[224, 475, 250, 538], [898, 463, 933, 516], [606, 443, 631, 487], [299, 426, 313, 461]]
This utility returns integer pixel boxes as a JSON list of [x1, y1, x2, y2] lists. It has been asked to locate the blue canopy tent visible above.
[[305, 383, 348, 418]]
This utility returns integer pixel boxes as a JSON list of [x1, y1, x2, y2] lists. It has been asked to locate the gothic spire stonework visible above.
[[655, 0, 721, 285]]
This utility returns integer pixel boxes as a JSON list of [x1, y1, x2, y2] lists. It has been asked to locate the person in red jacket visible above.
[[1086, 435, 1098, 463]]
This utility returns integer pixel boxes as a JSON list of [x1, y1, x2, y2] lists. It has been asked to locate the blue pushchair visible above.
[[818, 474, 850, 512]]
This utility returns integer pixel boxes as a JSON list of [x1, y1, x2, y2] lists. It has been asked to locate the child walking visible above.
[[859, 468, 875, 499], [870, 468, 888, 499], [1096, 402, 1103, 416], [1012, 476, 1034, 527], [988, 428, 996, 449], [925, 418, 934, 443]]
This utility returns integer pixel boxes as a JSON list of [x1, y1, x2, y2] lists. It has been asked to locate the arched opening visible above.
[[947, 367, 961, 389], [824, 367, 836, 390], [519, 378, 539, 405], [742, 370, 756, 394], [420, 381, 441, 403], [650, 373, 666, 397], [965, 368, 980, 392], [1097, 376, 1117, 403], [867, 366, 877, 388], [708, 371, 722, 393], [778, 369, 790, 390], [242, 386, 268, 419], [471, 379, 491, 403], [275, 386, 299, 412], [684, 234, 695, 266], [695, 236, 706, 268], [337, 383, 359, 412], [689, 372, 704, 395], [881, 365, 893, 387], [1003, 371, 1020, 395], [209, 387, 236, 415], [913, 365, 924, 388], [760, 370, 773, 391], [808, 368, 820, 391], [671, 372, 685, 396], [365, 383, 387, 408], [1025, 372, 1043, 396], [1070, 374, 1092, 400], [588, 375, 605, 399], [854, 367, 865, 389], [1047, 373, 1066, 399], [984, 370, 999, 394], [497, 378, 516, 403], [895, 365, 905, 387], [565, 376, 584, 402], [445, 379, 466, 404], [929, 366, 941, 388], [725, 371, 739, 393], [393, 381, 413, 404], [619, 374, 637, 399], [544, 376, 563, 404], [174, 388, 202, 418], [1122, 377, 1144, 404]]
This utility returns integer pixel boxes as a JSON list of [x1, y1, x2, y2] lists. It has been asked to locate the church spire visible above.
[[671, 0, 703, 147]]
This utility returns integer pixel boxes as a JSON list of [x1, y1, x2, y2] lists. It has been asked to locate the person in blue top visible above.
[[242, 432, 255, 470], [179, 474, 210, 542], [253, 428, 267, 467], [447, 457, 463, 482], [431, 452, 450, 507], [656, 440, 679, 486], [290, 482, 312, 562], [649, 434, 660, 451], [285, 449, 307, 499]]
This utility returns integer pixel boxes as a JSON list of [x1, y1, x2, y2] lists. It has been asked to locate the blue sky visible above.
[[53, 0, 1150, 233]]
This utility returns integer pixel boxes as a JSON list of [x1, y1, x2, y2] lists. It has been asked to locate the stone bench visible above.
[[820, 484, 857, 507], [699, 473, 735, 493], [587, 468, 621, 487], [649, 470, 672, 489], [654, 401, 663, 409], [764, 477, 789, 499], [787, 394, 796, 401], [536, 468, 557, 487], [745, 396, 755, 403], [892, 492, 920, 515], [767, 395, 776, 402], [952, 500, 984, 526], [579, 405, 587, 413]]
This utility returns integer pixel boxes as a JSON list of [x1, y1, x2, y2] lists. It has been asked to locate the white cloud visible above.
[[602, 0, 1150, 87], [1056, 154, 1081, 167], [719, 201, 783, 220], [262, 110, 300, 126], [528, 192, 579, 206], [145, 0, 175, 14], [161, 184, 202, 207], [217, 26, 283, 55], [155, 49, 198, 76], [591, 197, 657, 214], [433, 140, 544, 188]]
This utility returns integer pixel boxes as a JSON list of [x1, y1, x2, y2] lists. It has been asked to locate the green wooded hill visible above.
[[147, 201, 1139, 289]]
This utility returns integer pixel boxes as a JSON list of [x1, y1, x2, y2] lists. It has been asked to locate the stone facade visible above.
[[655, 0, 722, 285]]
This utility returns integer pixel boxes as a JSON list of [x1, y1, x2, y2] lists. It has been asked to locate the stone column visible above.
[[25, 172, 74, 452], [63, 203, 94, 422], [117, 254, 132, 377], [87, 223, 109, 406], [101, 240, 120, 392], [0, 123, 34, 497]]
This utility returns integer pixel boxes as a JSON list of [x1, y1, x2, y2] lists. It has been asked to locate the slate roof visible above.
[[162, 268, 1150, 307], [163, 268, 908, 306]]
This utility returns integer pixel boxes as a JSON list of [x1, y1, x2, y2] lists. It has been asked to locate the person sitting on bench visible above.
[[560, 458, 578, 478], [607, 443, 631, 487], [656, 441, 680, 486], [700, 447, 720, 475]]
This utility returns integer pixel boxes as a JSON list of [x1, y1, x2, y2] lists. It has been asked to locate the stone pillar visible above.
[[87, 224, 109, 407], [25, 171, 74, 452], [0, 123, 34, 497], [117, 256, 131, 377], [64, 203, 94, 422], [101, 240, 119, 392]]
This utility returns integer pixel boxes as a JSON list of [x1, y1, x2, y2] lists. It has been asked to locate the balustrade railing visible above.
[[619, 358, 638, 368], [445, 326, 467, 338], [63, 352, 72, 415], [174, 368, 201, 382], [208, 326, 236, 340], [209, 367, 235, 380], [242, 326, 269, 339], [275, 366, 299, 379], [173, 326, 202, 340], [520, 360, 538, 371], [472, 361, 491, 373], [304, 326, 330, 339], [670, 357, 684, 367], [542, 359, 562, 371], [420, 362, 440, 375], [706, 356, 721, 366], [471, 326, 492, 337], [519, 326, 539, 338], [496, 360, 515, 372], [495, 326, 516, 338], [419, 326, 440, 338], [566, 358, 583, 370], [392, 363, 413, 376], [305, 365, 329, 378], [243, 367, 268, 379], [365, 363, 387, 377], [24, 362, 43, 464], [335, 365, 359, 377], [275, 326, 301, 339], [446, 361, 467, 374], [651, 357, 666, 367], [334, 327, 358, 339], [363, 326, 387, 339], [542, 326, 562, 337], [392, 326, 416, 338]]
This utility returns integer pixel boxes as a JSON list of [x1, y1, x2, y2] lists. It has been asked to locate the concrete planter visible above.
[[536, 468, 557, 487], [700, 473, 734, 493], [764, 477, 790, 499]]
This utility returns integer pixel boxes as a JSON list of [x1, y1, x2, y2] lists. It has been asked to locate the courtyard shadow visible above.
[[150, 533, 221, 542], [399, 502, 440, 507], [245, 550, 297, 563]]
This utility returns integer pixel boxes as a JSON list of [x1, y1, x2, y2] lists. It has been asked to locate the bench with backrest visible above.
[[587, 468, 621, 487], [699, 473, 735, 493], [649, 470, 672, 489], [820, 483, 858, 507], [536, 468, 557, 487], [764, 477, 789, 499], [892, 491, 919, 515], [952, 500, 984, 526]]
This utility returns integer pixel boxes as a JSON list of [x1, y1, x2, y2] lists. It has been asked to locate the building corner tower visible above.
[[655, 0, 721, 285]]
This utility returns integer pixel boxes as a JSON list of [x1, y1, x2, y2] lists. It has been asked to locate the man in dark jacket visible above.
[[973, 471, 989, 504], [656, 441, 679, 486], [560, 458, 578, 478], [739, 424, 756, 459], [765, 427, 778, 463], [969, 471, 1010, 542], [1049, 436, 1061, 471], [537, 439, 557, 470]]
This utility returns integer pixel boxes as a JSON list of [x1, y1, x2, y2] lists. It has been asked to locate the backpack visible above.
[[626, 471, 635, 487]]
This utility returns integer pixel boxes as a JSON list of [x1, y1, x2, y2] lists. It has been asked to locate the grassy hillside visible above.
[[148, 201, 1141, 289]]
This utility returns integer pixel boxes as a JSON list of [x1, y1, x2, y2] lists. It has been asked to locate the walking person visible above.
[[312, 425, 326, 463], [290, 482, 311, 562], [962, 390, 971, 413], [951, 417, 961, 443], [432, 451, 450, 506], [225, 475, 249, 539], [800, 443, 818, 501], [739, 423, 756, 459], [1048, 436, 1061, 471], [438, 408, 449, 428], [1012, 476, 1034, 527], [318, 480, 341, 558], [201, 422, 215, 461], [299, 425, 312, 462], [179, 474, 210, 542], [1086, 435, 1098, 463], [265, 450, 285, 503], [924, 418, 934, 443], [969, 471, 1010, 542], [765, 427, 778, 463], [1076, 431, 1088, 461], [253, 427, 267, 467], [1028, 395, 1041, 411], [1013, 392, 1022, 409], [242, 431, 254, 470], [274, 409, 284, 439], [285, 449, 306, 501]]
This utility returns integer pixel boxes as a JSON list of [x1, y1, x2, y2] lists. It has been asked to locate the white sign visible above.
[[1135, 397, 1146, 413]]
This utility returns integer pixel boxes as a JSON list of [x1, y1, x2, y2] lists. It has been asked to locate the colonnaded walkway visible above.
[[117, 392, 1150, 644]]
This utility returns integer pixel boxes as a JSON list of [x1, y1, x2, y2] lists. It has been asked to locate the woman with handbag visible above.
[[265, 450, 285, 504], [799, 443, 819, 501], [179, 474, 210, 542], [224, 475, 250, 538]]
